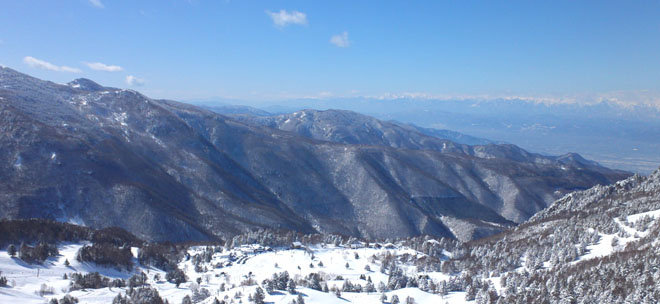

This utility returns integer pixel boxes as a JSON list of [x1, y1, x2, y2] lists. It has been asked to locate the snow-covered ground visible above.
[[6, 211, 657, 303], [0, 243, 160, 304], [0, 243, 469, 303], [574, 209, 660, 263], [626, 209, 660, 223], [5, 208, 659, 304], [178, 244, 457, 303]]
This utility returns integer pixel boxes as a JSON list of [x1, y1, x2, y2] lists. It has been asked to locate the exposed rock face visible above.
[[0, 67, 630, 242]]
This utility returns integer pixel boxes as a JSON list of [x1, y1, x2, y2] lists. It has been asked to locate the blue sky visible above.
[[1, 0, 659, 104]]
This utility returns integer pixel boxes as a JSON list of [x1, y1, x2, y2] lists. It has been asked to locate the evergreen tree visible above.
[[166, 268, 187, 287], [378, 281, 387, 293], [287, 279, 297, 294], [465, 284, 476, 301], [7, 244, 17, 257], [0, 272, 7, 287], [181, 295, 192, 304], [365, 281, 376, 293], [254, 287, 265, 304], [59, 295, 79, 304]]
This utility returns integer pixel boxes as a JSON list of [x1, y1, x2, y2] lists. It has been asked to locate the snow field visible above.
[[182, 245, 453, 303], [0, 243, 466, 303], [574, 209, 660, 263]]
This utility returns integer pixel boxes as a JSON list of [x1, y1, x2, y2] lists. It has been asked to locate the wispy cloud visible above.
[[23, 56, 81, 73], [88, 0, 104, 8], [85, 62, 123, 72], [125, 75, 145, 86], [266, 10, 307, 27], [330, 31, 350, 48]]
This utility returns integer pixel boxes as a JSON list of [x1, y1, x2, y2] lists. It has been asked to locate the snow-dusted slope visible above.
[[452, 166, 660, 302], [0, 244, 136, 304], [3, 165, 659, 304], [0, 241, 473, 304], [532, 166, 660, 222], [0, 67, 630, 242], [230, 108, 614, 169]]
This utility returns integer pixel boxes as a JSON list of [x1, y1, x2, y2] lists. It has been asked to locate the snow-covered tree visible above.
[[253, 287, 265, 304]]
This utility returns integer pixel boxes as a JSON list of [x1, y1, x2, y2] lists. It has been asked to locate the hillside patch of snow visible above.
[[0, 243, 464, 304]]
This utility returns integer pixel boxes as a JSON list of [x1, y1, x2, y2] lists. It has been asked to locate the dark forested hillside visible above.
[[0, 67, 629, 242]]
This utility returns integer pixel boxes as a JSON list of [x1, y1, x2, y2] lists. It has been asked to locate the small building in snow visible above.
[[349, 240, 366, 249]]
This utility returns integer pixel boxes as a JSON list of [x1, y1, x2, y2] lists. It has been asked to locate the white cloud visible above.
[[85, 62, 123, 72], [266, 10, 307, 27], [125, 75, 145, 86], [23, 56, 81, 73], [330, 31, 350, 48], [89, 0, 104, 8]]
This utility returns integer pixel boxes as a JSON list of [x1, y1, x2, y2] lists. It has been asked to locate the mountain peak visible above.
[[0, 66, 28, 79], [67, 78, 105, 92], [555, 152, 600, 167]]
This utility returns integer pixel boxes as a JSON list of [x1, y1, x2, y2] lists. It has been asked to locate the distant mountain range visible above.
[[223, 108, 603, 168], [204, 105, 497, 146], [201, 96, 660, 173], [0, 67, 629, 242]]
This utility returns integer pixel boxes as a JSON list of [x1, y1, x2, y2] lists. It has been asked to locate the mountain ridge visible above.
[[0, 66, 630, 242], [228, 108, 615, 170]]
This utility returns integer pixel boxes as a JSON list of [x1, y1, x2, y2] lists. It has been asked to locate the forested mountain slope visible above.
[[445, 167, 660, 302], [1, 167, 658, 303], [0, 67, 629, 242]]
